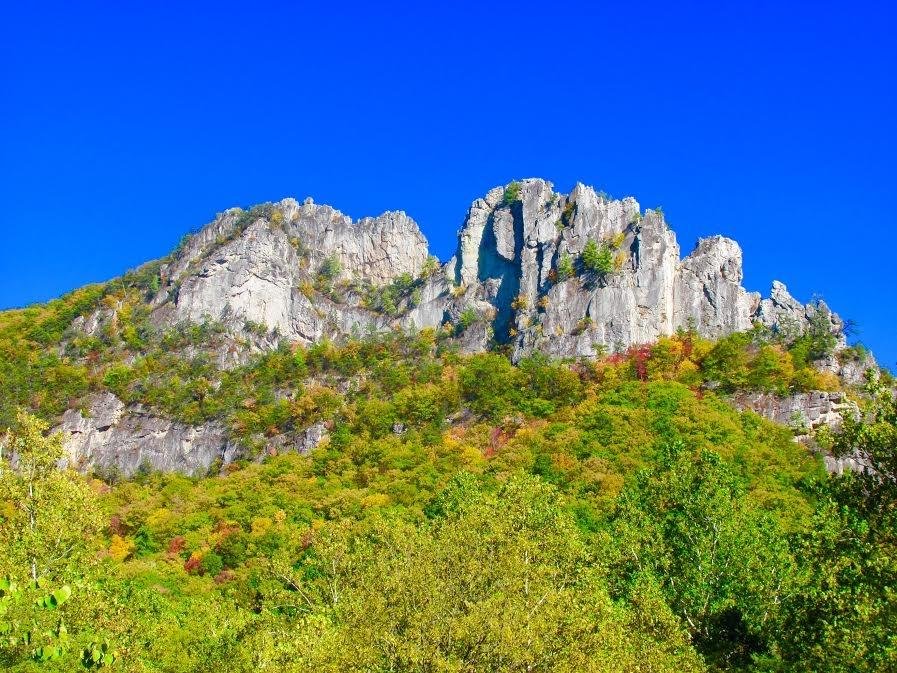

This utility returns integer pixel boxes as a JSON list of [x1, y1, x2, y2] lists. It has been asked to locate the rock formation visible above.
[[131, 178, 839, 361], [58, 177, 861, 476]]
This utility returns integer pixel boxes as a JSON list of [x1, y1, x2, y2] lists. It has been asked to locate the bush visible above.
[[200, 551, 224, 576], [459, 353, 522, 420], [581, 240, 614, 275], [318, 255, 341, 282], [557, 253, 575, 281], [457, 307, 477, 332], [503, 181, 521, 205]]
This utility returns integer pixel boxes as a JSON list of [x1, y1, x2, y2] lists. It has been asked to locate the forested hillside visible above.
[[1, 304, 895, 670]]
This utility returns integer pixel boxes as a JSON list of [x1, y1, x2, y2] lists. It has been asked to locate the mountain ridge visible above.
[[105, 177, 846, 365]]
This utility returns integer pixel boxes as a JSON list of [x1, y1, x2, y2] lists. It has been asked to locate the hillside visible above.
[[0, 181, 894, 672], [0, 179, 876, 476]]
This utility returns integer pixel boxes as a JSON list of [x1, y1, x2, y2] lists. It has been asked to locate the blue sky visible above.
[[1, 1, 895, 366]]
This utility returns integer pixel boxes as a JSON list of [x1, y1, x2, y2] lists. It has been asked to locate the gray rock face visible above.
[[59, 393, 238, 476], [128, 179, 840, 359], [451, 179, 823, 360], [152, 198, 435, 345], [732, 390, 856, 435], [731, 390, 867, 474], [58, 392, 330, 477]]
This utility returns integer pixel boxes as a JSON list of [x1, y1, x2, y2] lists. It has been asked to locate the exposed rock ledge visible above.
[[731, 390, 866, 473], [59, 393, 329, 477]]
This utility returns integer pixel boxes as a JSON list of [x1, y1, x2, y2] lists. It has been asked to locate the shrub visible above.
[[421, 256, 440, 277], [560, 200, 576, 228], [318, 255, 341, 282], [459, 353, 522, 420], [557, 253, 575, 281], [457, 307, 477, 332], [503, 181, 521, 205], [298, 280, 315, 300], [581, 240, 614, 275], [200, 551, 224, 576]]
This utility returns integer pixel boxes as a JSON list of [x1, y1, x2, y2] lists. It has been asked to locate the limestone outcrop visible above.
[[138, 178, 839, 360], [59, 393, 238, 476]]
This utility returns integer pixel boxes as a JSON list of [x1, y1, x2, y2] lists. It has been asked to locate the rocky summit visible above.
[[130, 178, 839, 360]]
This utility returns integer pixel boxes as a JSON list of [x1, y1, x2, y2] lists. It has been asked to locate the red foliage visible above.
[[681, 335, 694, 359], [605, 353, 627, 366], [183, 553, 201, 575], [627, 345, 652, 381], [167, 536, 186, 556], [214, 569, 235, 585], [486, 425, 516, 458]]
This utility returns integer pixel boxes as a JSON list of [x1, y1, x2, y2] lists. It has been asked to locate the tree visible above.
[[280, 474, 705, 672], [317, 255, 341, 282], [771, 371, 897, 671], [0, 411, 102, 582], [581, 240, 614, 275], [832, 371, 897, 504], [456, 307, 477, 333], [458, 353, 522, 420], [503, 181, 521, 205], [774, 478, 897, 672], [557, 253, 575, 281], [606, 446, 794, 668], [0, 411, 107, 668]]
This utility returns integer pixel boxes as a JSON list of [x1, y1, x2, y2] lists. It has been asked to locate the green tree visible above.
[[459, 353, 522, 420], [775, 476, 896, 672], [0, 411, 107, 669], [772, 371, 897, 671], [581, 240, 614, 275], [503, 181, 521, 205], [0, 411, 102, 582], [456, 306, 477, 332], [281, 474, 704, 672], [556, 253, 575, 281], [833, 372, 897, 503], [317, 255, 341, 282], [606, 446, 794, 668]]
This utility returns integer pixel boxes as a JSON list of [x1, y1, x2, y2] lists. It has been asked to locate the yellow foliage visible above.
[[793, 368, 840, 392], [108, 534, 135, 562], [417, 327, 437, 347], [251, 517, 273, 536], [146, 507, 175, 533], [676, 359, 700, 385], [613, 249, 628, 270], [361, 493, 391, 508], [298, 281, 315, 300], [690, 337, 714, 361]]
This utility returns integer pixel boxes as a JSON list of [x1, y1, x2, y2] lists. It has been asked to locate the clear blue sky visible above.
[[2, 1, 895, 367]]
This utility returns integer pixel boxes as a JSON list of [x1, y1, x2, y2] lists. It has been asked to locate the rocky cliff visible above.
[[115, 178, 841, 360], [57, 178, 860, 476]]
